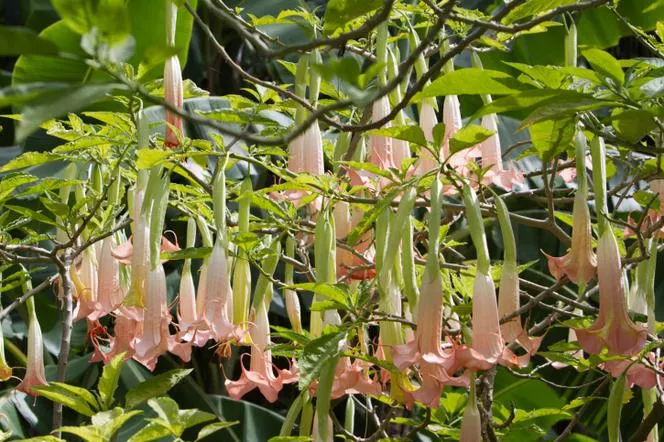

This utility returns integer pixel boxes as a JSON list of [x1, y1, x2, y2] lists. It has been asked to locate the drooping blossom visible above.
[[574, 230, 648, 356], [478, 114, 524, 190], [89, 236, 124, 321], [333, 201, 375, 280], [133, 264, 191, 371], [417, 100, 440, 175], [17, 300, 48, 395], [225, 302, 297, 402], [498, 263, 543, 359], [392, 262, 469, 408], [543, 190, 597, 285], [202, 240, 238, 341], [164, 55, 183, 148], [72, 246, 99, 320], [369, 96, 395, 171], [90, 306, 142, 364]]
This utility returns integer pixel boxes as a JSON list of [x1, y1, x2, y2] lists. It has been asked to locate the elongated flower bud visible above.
[[164, 55, 183, 148], [460, 373, 482, 442], [283, 237, 302, 333]]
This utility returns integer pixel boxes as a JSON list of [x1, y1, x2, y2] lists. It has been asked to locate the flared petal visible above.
[[17, 312, 48, 395]]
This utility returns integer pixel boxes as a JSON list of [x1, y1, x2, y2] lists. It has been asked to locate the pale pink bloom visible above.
[[457, 271, 526, 370], [17, 310, 48, 395], [392, 264, 468, 408], [177, 264, 213, 346], [225, 304, 297, 402], [73, 247, 98, 320], [417, 100, 440, 175], [121, 219, 150, 307], [328, 357, 381, 399], [575, 230, 648, 356], [602, 356, 659, 389], [459, 390, 482, 442], [133, 265, 191, 371], [369, 96, 395, 171], [392, 138, 410, 169], [112, 234, 180, 265], [333, 201, 375, 280], [164, 55, 183, 148], [89, 236, 124, 321], [444, 95, 481, 179], [623, 210, 664, 239], [543, 190, 597, 285], [479, 115, 524, 190], [498, 264, 542, 358], [202, 241, 238, 341], [90, 306, 142, 364], [281, 121, 325, 208]]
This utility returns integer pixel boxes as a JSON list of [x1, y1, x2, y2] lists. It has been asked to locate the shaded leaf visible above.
[[125, 369, 193, 409]]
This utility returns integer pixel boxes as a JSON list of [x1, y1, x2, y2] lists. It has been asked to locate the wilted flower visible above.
[[575, 230, 648, 356], [164, 55, 184, 148], [543, 190, 597, 285]]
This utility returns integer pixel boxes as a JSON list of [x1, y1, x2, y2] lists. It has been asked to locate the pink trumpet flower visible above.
[[112, 234, 180, 265], [17, 304, 48, 395], [333, 201, 376, 280], [176, 263, 213, 347], [601, 356, 660, 389], [202, 241, 238, 341], [417, 100, 440, 175], [73, 247, 98, 321], [369, 96, 396, 171], [575, 230, 648, 356], [392, 263, 468, 408], [498, 265, 543, 358], [89, 236, 124, 321], [479, 115, 524, 190], [225, 304, 297, 402], [328, 357, 382, 399], [543, 191, 597, 285], [281, 121, 325, 208], [164, 55, 184, 148], [90, 307, 142, 364], [134, 265, 191, 371]]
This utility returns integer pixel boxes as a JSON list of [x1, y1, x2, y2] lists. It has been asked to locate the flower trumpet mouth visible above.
[[575, 229, 647, 356]]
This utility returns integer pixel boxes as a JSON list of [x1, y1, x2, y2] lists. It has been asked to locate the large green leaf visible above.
[[207, 395, 285, 442], [420, 69, 528, 98], [298, 329, 347, 389], [0, 26, 58, 56], [33, 383, 98, 417], [323, 0, 382, 34], [125, 368, 193, 409], [98, 353, 126, 410]]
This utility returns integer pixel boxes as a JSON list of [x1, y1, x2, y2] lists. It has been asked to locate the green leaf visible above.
[[641, 76, 664, 97], [162, 246, 212, 261], [290, 283, 350, 309], [98, 352, 126, 410], [91, 408, 143, 440], [474, 90, 600, 119], [323, 0, 382, 34], [126, 422, 172, 442], [298, 330, 346, 389], [125, 369, 193, 409], [582, 48, 624, 85], [17, 84, 120, 142], [367, 125, 427, 147], [148, 397, 180, 429], [0, 26, 58, 55], [136, 148, 173, 169], [506, 0, 578, 23], [419, 69, 528, 98], [33, 383, 98, 417], [0, 151, 62, 172], [58, 426, 102, 442], [449, 124, 495, 154], [528, 117, 575, 160], [611, 109, 656, 143], [196, 422, 240, 441]]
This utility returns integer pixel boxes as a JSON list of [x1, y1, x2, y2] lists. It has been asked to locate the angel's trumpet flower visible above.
[[72, 245, 98, 320], [202, 240, 236, 341], [543, 131, 597, 285], [133, 265, 169, 370], [574, 229, 648, 356], [90, 236, 123, 320], [17, 297, 47, 395], [164, 55, 183, 148], [543, 191, 597, 284], [459, 374, 482, 442], [283, 237, 302, 333], [479, 114, 524, 190], [392, 179, 468, 408], [0, 275, 10, 381], [369, 96, 396, 171], [225, 303, 297, 402], [333, 201, 375, 280], [387, 47, 410, 168], [164, 2, 183, 148], [417, 99, 440, 175], [495, 196, 542, 357]]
